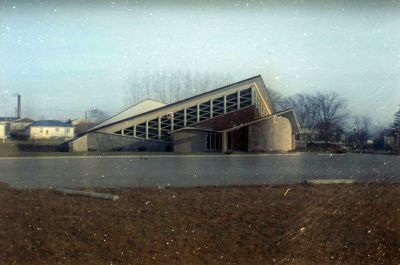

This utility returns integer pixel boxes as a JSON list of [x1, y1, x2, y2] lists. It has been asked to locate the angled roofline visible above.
[[171, 126, 218, 134], [90, 98, 167, 131], [171, 109, 300, 135], [220, 108, 300, 134], [88, 75, 271, 133]]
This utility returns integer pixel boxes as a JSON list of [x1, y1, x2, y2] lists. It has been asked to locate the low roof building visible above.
[[27, 120, 75, 140]]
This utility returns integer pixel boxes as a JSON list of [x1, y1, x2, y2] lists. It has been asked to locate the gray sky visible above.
[[0, 0, 399, 126]]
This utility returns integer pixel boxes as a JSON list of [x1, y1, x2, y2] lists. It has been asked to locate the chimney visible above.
[[17, 94, 21, 119]]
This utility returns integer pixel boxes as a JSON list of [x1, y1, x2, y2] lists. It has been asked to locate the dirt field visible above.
[[0, 183, 399, 265]]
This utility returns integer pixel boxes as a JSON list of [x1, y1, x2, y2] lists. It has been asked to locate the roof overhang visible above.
[[171, 126, 218, 134], [221, 108, 300, 134]]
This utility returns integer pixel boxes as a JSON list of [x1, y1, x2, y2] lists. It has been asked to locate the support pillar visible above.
[[222, 131, 228, 153], [145, 121, 149, 139], [158, 117, 161, 140], [197, 104, 200, 122], [223, 95, 227, 114], [210, 99, 213, 118], [237, 90, 240, 110], [183, 107, 187, 126]]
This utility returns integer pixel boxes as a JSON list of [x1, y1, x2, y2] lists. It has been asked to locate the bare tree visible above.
[[283, 92, 348, 143], [282, 94, 318, 129], [267, 88, 287, 112], [313, 92, 348, 142], [393, 105, 400, 129], [351, 115, 371, 147], [88, 107, 109, 123], [124, 71, 233, 106]]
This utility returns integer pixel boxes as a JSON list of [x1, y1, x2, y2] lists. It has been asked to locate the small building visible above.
[[70, 75, 300, 152], [70, 118, 86, 126], [10, 118, 35, 132], [26, 120, 75, 140], [0, 124, 6, 141], [0, 117, 18, 139]]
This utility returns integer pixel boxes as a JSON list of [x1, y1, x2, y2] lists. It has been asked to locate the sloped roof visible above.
[[89, 75, 275, 132], [90, 99, 167, 131], [29, 120, 72, 128], [13, 118, 35, 123]]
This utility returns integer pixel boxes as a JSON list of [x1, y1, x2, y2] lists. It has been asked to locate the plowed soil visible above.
[[0, 183, 399, 265]]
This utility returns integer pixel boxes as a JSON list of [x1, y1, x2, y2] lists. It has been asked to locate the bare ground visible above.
[[0, 183, 399, 265]]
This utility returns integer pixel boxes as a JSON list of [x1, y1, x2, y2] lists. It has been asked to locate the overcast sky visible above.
[[0, 0, 399, 126]]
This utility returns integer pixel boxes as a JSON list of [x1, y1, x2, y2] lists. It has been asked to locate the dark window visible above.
[[148, 118, 159, 140], [122, 126, 133, 136], [136, 122, 146, 138], [186, 106, 197, 126], [206, 131, 222, 151], [173, 110, 185, 130], [199, 101, 211, 121], [240, 88, 252, 108], [226, 92, 238, 113], [212, 97, 224, 117], [160, 115, 172, 142]]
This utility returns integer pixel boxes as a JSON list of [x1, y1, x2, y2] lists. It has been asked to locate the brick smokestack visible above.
[[17, 94, 21, 119]]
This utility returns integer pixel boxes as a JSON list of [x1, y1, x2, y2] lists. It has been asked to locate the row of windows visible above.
[[254, 89, 268, 117], [114, 88, 253, 142], [38, 128, 72, 133]]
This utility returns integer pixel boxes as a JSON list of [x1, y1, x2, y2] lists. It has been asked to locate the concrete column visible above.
[[158, 117, 161, 140], [183, 107, 187, 126], [222, 131, 228, 153], [237, 90, 240, 110], [210, 99, 213, 118], [133, 125, 136, 137], [145, 121, 149, 139], [223, 95, 227, 114], [197, 104, 200, 122], [171, 114, 174, 131]]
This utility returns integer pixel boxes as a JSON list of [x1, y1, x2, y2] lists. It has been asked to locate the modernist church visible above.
[[69, 75, 299, 153]]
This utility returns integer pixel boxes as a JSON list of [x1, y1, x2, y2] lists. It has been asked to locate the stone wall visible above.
[[68, 135, 88, 152], [173, 129, 207, 152], [248, 116, 294, 152], [69, 132, 170, 152]]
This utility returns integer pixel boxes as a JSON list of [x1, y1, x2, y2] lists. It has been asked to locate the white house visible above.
[[26, 120, 75, 140], [0, 117, 17, 140], [0, 124, 6, 141]]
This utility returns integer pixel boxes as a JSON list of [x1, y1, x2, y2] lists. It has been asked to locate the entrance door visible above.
[[227, 132, 233, 150], [227, 127, 248, 152]]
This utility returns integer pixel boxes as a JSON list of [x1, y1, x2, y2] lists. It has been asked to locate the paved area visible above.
[[0, 153, 398, 188]]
